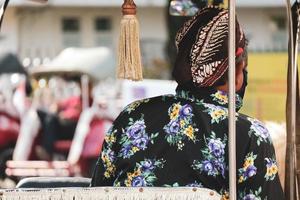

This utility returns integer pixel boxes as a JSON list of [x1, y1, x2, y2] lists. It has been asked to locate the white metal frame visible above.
[[228, 0, 237, 199]]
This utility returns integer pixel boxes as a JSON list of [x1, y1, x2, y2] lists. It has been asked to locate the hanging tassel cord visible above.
[[117, 0, 143, 81], [0, 0, 10, 29]]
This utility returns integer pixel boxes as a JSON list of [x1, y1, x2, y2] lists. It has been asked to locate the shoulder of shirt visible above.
[[124, 94, 176, 108], [237, 112, 260, 124], [236, 112, 273, 142], [236, 112, 256, 127], [113, 94, 176, 121]]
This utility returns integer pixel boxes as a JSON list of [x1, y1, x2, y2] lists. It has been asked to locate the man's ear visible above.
[[235, 61, 245, 91]]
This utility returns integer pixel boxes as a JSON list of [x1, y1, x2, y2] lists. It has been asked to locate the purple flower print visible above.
[[265, 158, 275, 168], [132, 176, 146, 187], [133, 136, 149, 150], [141, 160, 155, 172], [245, 165, 257, 178], [106, 149, 115, 161], [214, 160, 225, 177], [166, 120, 180, 135], [120, 146, 131, 157], [180, 104, 193, 117], [243, 194, 257, 200], [251, 120, 270, 139], [202, 160, 214, 172], [126, 120, 146, 139], [208, 138, 225, 158]]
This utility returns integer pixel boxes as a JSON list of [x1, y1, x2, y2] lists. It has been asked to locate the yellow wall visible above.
[[240, 53, 290, 122]]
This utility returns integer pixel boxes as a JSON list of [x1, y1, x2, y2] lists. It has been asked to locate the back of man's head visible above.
[[172, 6, 246, 88]]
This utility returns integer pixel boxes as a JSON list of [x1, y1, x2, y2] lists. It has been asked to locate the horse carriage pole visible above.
[[228, 0, 237, 199], [285, 0, 299, 199]]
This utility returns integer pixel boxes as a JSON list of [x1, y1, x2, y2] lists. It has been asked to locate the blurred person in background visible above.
[[36, 76, 83, 159], [91, 6, 284, 199], [13, 75, 90, 160]]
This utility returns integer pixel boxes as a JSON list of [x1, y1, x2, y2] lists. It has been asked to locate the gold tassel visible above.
[[117, 0, 143, 81]]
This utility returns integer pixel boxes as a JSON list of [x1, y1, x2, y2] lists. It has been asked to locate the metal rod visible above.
[[293, 8, 299, 200], [286, 0, 296, 198], [228, 0, 236, 199]]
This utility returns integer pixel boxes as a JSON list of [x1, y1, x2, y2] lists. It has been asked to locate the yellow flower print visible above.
[[170, 110, 179, 120], [221, 191, 229, 200], [215, 92, 228, 103], [239, 176, 244, 183], [104, 129, 117, 144], [104, 165, 116, 178], [211, 109, 226, 120], [101, 154, 108, 163], [165, 103, 197, 150], [125, 99, 150, 114], [133, 169, 141, 177], [266, 168, 272, 176], [132, 146, 140, 153], [101, 147, 116, 179], [107, 166, 115, 173], [104, 171, 110, 178], [170, 104, 181, 120], [173, 104, 181, 112], [238, 152, 257, 183], [203, 103, 227, 124], [127, 172, 134, 181], [184, 125, 195, 140], [243, 157, 254, 170], [271, 165, 278, 174], [180, 120, 185, 127], [264, 158, 278, 181], [266, 164, 278, 177], [105, 135, 116, 143], [125, 179, 132, 186], [122, 159, 165, 187], [126, 169, 141, 185]]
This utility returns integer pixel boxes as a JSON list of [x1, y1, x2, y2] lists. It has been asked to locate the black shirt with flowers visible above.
[[91, 87, 284, 200]]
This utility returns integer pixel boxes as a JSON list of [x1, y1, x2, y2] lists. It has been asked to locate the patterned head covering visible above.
[[173, 6, 246, 87]]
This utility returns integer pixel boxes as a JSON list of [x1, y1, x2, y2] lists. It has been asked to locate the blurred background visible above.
[[0, 0, 289, 188], [0, 0, 289, 121]]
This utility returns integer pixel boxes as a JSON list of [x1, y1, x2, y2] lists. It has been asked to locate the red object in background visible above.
[[58, 96, 82, 121], [81, 119, 106, 159], [5, 116, 112, 179], [53, 140, 72, 154], [0, 111, 19, 148]]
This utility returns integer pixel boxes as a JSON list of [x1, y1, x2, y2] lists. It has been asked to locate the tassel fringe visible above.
[[0, 187, 221, 200], [117, 15, 143, 81]]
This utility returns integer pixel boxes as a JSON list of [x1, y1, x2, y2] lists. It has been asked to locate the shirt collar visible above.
[[175, 84, 243, 112]]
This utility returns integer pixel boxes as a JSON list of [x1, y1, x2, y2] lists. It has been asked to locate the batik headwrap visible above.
[[173, 6, 246, 87]]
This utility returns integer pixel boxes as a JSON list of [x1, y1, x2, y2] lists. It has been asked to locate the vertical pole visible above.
[[285, 0, 297, 199], [228, 0, 237, 199], [293, 8, 299, 200], [81, 75, 90, 110]]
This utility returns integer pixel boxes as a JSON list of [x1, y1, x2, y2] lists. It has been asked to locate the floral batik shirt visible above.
[[91, 86, 284, 200]]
